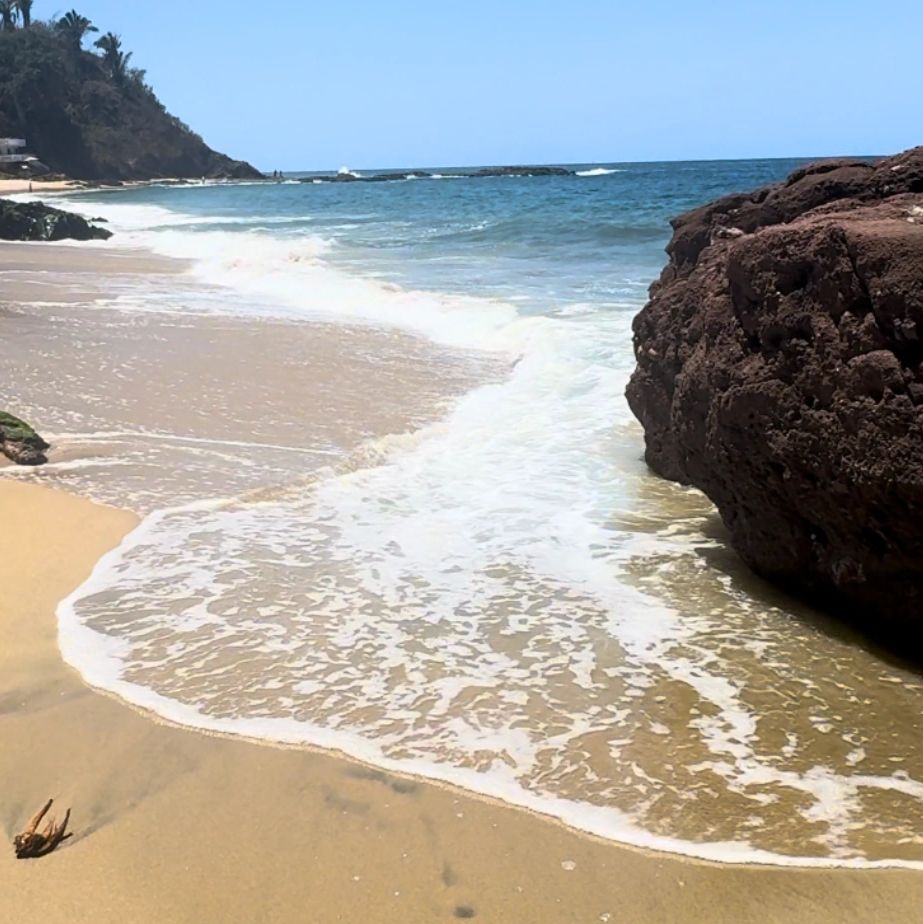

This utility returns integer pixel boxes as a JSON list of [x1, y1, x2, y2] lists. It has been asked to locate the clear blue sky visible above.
[[38, 0, 923, 170]]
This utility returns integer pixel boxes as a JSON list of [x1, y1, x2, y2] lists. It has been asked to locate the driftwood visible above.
[[13, 799, 72, 859]]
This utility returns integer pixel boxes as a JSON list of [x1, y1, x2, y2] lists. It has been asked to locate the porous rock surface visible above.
[[627, 147, 923, 640]]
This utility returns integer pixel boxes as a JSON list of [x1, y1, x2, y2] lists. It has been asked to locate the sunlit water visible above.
[[10, 160, 923, 866]]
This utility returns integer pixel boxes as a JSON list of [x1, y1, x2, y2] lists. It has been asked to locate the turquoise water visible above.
[[24, 158, 923, 869]]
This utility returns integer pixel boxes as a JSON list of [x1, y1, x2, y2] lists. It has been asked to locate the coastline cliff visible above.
[[627, 146, 923, 644], [0, 17, 260, 181]]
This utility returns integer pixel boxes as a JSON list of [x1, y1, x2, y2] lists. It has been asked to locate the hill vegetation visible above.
[[0, 5, 261, 180]]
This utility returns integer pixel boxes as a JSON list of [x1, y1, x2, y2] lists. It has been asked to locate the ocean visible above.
[[15, 159, 923, 868]]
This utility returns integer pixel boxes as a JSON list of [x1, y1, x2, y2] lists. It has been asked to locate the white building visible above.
[[0, 138, 28, 163], [0, 138, 48, 174]]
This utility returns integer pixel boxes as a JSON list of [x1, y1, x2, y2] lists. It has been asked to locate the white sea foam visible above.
[[52, 536, 923, 871], [36, 195, 522, 351], [31, 189, 923, 869], [576, 168, 623, 177], [47, 429, 341, 456]]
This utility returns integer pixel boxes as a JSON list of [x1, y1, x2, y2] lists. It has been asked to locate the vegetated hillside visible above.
[[0, 15, 261, 180]]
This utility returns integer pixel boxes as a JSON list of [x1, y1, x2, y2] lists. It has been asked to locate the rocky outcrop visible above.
[[300, 170, 430, 184], [468, 166, 574, 178], [300, 166, 575, 184], [0, 199, 112, 241], [627, 146, 923, 642], [206, 160, 264, 181], [0, 412, 49, 465]]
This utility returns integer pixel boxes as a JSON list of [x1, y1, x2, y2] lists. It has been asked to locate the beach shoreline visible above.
[[0, 177, 270, 199], [3, 479, 923, 923], [0, 179, 80, 195]]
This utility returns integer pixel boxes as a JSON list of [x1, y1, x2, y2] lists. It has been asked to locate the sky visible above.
[[34, 1, 923, 170]]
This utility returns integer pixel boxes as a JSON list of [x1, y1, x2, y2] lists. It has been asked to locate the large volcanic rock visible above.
[[627, 147, 923, 641]]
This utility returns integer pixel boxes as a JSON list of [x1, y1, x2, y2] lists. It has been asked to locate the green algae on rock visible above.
[[0, 411, 49, 465]]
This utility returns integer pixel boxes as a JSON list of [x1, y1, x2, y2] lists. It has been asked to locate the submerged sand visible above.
[[3, 241, 923, 921]]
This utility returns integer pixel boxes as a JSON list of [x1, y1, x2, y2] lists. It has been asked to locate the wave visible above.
[[56, 514, 923, 873], [44, 196, 522, 351], [576, 167, 624, 177]]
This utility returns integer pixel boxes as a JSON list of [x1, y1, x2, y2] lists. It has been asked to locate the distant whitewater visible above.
[[16, 160, 923, 869], [576, 167, 623, 176]]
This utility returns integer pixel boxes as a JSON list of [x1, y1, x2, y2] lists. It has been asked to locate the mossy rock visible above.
[[0, 411, 49, 465]]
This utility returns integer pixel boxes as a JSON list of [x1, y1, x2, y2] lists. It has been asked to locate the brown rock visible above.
[[627, 147, 923, 644]]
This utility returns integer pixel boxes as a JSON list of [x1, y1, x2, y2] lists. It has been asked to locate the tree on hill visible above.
[[55, 9, 97, 49], [94, 32, 131, 84], [15, 0, 32, 28], [0, 14, 261, 180], [0, 1, 18, 32]]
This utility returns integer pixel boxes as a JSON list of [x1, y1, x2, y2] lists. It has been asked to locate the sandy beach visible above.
[[0, 178, 80, 195], [3, 238, 923, 923], [3, 479, 923, 923]]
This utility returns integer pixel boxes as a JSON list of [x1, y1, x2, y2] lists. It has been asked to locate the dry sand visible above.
[[0, 179, 82, 195], [0, 178, 202, 195]]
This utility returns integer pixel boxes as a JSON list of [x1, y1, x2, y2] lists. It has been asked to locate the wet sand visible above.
[[0, 240, 183, 273], [0, 240, 501, 509], [3, 480, 923, 923], [0, 241, 186, 305]]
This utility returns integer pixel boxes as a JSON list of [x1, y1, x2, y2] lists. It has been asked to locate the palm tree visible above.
[[94, 32, 132, 84], [0, 0, 18, 32], [15, 0, 32, 28], [55, 10, 98, 49]]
